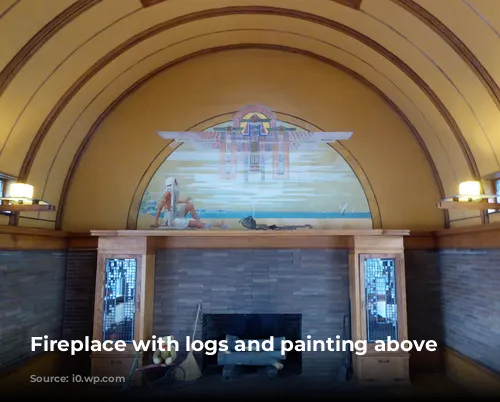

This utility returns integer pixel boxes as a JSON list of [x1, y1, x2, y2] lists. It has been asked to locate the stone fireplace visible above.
[[90, 230, 410, 386], [153, 248, 350, 378]]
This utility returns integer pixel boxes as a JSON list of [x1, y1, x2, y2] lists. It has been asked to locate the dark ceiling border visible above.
[[392, 0, 500, 111], [140, 0, 168, 7], [142, 0, 363, 9], [54, 44, 450, 230], [0, 0, 20, 21], [328, 0, 363, 9], [0, 0, 103, 98], [16, 6, 480, 193]]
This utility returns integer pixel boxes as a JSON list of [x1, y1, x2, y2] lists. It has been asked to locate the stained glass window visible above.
[[102, 258, 137, 342], [363, 257, 398, 342], [496, 179, 500, 203]]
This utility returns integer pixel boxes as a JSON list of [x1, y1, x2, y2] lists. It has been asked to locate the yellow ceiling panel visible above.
[[2, 0, 500, 229], [29, 18, 466, 221], [0, 0, 76, 70], [62, 49, 443, 230]]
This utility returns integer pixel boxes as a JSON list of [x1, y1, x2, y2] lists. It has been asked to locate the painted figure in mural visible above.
[[151, 177, 224, 229]]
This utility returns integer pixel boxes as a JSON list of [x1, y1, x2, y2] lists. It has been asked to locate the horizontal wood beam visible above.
[[438, 200, 500, 211], [0, 226, 93, 250], [1, 223, 500, 250], [90, 229, 410, 237], [433, 222, 500, 249]]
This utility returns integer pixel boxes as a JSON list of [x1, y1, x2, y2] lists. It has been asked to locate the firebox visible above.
[[202, 313, 302, 376]]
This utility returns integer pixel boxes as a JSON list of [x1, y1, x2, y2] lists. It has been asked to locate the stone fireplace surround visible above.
[[153, 249, 350, 379], [89, 230, 409, 386]]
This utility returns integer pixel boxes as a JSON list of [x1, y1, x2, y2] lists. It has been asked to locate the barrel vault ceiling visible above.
[[1, 0, 500, 229]]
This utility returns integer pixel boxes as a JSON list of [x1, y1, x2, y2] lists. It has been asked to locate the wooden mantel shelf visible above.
[[90, 229, 409, 249], [90, 229, 410, 237]]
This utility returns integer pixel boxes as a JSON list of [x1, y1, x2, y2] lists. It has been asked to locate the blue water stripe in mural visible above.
[[150, 210, 371, 219]]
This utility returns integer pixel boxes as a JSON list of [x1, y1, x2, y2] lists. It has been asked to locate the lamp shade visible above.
[[458, 181, 481, 201], [9, 183, 34, 199]]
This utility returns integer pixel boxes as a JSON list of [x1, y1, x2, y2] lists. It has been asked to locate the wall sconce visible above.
[[0, 182, 55, 212], [438, 180, 500, 210], [10, 183, 34, 199]]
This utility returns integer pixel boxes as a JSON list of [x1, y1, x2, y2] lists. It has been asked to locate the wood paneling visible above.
[[0, 352, 62, 391], [434, 222, 500, 249], [443, 347, 500, 396], [2, 222, 500, 251], [404, 232, 436, 249], [90, 229, 409, 237], [0, 226, 68, 250], [0, 226, 94, 250], [67, 234, 97, 249], [406, 224, 500, 249]]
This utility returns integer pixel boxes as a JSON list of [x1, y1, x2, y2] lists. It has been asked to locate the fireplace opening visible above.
[[202, 313, 302, 377]]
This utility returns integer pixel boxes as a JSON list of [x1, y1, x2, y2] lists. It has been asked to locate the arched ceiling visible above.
[[1, 0, 500, 229]]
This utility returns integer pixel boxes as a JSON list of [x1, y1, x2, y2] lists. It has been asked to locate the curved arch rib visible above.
[[54, 44, 450, 229]]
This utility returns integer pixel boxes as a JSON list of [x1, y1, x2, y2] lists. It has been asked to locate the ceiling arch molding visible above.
[[0, 0, 102, 97], [53, 44, 450, 230], [16, 5, 481, 189], [2, 0, 496, 114], [37, 27, 460, 203], [391, 0, 500, 110], [124, 110, 382, 230]]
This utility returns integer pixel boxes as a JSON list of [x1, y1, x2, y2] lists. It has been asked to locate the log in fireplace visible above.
[[202, 313, 302, 377]]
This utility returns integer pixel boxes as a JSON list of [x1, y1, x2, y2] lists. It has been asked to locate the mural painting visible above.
[[137, 105, 372, 230]]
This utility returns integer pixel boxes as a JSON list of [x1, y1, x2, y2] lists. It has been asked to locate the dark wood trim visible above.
[[1, 223, 500, 251], [54, 44, 448, 230], [67, 234, 97, 249], [403, 232, 436, 249], [0, 226, 95, 250], [0, 0, 102, 98], [0, 0, 20, 21], [140, 0, 167, 7], [443, 347, 500, 396], [0, 226, 66, 237], [392, 0, 500, 112], [144, 0, 364, 10], [18, 6, 478, 203], [434, 222, 500, 249], [329, 0, 363, 9], [405, 223, 500, 249], [0, 226, 68, 250]]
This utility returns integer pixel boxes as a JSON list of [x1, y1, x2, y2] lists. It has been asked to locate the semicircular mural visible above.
[[137, 105, 372, 230]]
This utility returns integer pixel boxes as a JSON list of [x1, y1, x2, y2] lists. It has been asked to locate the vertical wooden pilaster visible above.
[[349, 235, 410, 385], [90, 236, 156, 385]]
